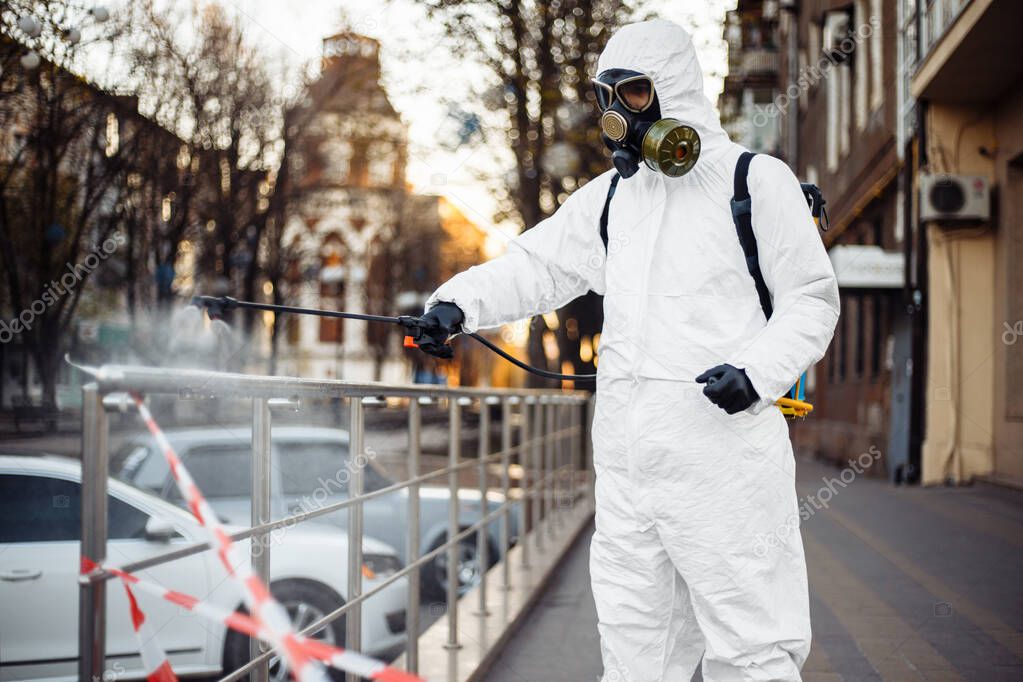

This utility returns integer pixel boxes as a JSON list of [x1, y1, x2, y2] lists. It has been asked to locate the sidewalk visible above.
[[486, 457, 1023, 681]]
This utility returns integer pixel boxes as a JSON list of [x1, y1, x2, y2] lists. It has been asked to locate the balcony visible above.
[[741, 48, 779, 76], [912, 0, 1023, 104]]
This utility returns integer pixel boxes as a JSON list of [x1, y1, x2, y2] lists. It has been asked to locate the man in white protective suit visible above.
[[416, 19, 840, 682]]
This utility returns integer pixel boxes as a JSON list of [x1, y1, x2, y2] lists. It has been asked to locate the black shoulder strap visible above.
[[599, 172, 621, 250], [731, 151, 774, 320]]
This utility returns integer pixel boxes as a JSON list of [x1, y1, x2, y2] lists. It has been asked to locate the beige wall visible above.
[[992, 86, 1023, 482], [920, 104, 997, 485]]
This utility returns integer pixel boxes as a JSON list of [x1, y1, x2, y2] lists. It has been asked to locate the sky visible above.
[[141, 0, 735, 244]]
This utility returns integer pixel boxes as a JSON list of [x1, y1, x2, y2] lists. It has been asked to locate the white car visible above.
[[0, 455, 408, 681]]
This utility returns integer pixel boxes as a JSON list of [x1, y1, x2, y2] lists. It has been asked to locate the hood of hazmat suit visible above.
[[428, 19, 839, 682]]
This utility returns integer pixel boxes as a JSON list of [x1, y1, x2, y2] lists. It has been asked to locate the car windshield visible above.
[[276, 441, 391, 495], [174, 445, 253, 499]]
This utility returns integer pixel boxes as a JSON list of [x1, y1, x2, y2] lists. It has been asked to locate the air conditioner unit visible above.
[[919, 174, 991, 222]]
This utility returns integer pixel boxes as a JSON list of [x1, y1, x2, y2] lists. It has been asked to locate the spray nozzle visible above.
[[190, 295, 239, 320]]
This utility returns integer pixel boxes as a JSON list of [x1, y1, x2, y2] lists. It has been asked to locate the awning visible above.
[[829, 245, 904, 289]]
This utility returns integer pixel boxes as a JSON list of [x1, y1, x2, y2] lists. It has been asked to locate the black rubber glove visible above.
[[695, 364, 760, 414], [417, 302, 464, 359]]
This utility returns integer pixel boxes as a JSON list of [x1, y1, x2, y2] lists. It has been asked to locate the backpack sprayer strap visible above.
[[730, 151, 775, 321], [729, 152, 818, 418]]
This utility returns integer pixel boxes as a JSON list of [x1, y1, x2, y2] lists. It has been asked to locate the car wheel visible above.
[[422, 533, 495, 601], [222, 579, 346, 681]]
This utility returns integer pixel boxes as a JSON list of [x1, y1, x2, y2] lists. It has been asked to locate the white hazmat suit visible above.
[[427, 19, 840, 682]]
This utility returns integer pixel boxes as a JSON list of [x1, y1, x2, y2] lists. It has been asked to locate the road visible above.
[[487, 457, 1023, 682]]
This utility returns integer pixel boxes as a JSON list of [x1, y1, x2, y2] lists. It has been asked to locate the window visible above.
[[824, 10, 853, 167], [871, 294, 886, 380], [870, 0, 884, 111], [105, 112, 119, 157], [855, 293, 866, 378], [319, 239, 345, 343], [366, 143, 395, 186], [826, 71, 839, 171], [321, 139, 352, 183], [176, 446, 253, 499], [276, 441, 391, 496], [0, 474, 149, 543], [838, 294, 848, 381], [854, 0, 868, 130], [839, 59, 851, 157]]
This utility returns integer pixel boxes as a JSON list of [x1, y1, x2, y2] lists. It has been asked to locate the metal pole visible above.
[[570, 401, 580, 509], [406, 398, 422, 673], [79, 383, 108, 682], [500, 397, 514, 589], [587, 396, 596, 497], [445, 397, 464, 649], [346, 397, 365, 682], [250, 398, 272, 682], [546, 400, 556, 538], [476, 398, 493, 615], [533, 397, 544, 553], [520, 397, 532, 569]]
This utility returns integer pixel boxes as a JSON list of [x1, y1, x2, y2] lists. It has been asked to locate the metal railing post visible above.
[[79, 383, 108, 682], [500, 397, 515, 589], [546, 400, 557, 538], [251, 398, 272, 682], [346, 397, 365, 682], [520, 397, 532, 569], [571, 401, 580, 509], [476, 397, 494, 616], [587, 396, 596, 496], [533, 396, 544, 553], [445, 397, 465, 649], [406, 398, 422, 673]]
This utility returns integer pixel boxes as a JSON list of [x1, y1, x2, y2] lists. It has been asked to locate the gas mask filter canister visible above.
[[593, 69, 701, 179]]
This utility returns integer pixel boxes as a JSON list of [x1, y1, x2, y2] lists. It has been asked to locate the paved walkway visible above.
[[487, 458, 1023, 681]]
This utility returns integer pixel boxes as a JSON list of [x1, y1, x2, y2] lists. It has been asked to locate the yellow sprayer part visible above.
[[776, 396, 814, 419]]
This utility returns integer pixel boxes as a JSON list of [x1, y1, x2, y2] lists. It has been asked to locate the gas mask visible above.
[[593, 69, 701, 179]]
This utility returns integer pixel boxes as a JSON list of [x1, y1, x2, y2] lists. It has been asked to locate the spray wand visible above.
[[190, 295, 596, 382]]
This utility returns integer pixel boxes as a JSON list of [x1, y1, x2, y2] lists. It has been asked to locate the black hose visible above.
[[466, 332, 596, 382], [191, 295, 597, 383]]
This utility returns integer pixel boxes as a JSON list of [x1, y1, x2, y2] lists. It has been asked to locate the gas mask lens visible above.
[[592, 75, 654, 113]]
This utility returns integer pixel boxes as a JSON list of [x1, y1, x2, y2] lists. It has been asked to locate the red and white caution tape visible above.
[[89, 561, 423, 681], [122, 581, 179, 682], [124, 394, 426, 682], [130, 393, 328, 682]]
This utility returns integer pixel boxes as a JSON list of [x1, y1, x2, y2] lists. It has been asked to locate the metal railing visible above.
[[77, 365, 593, 682]]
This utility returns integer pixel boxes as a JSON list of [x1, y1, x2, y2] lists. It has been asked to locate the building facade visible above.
[[720, 1, 784, 158], [910, 0, 1023, 485], [276, 33, 487, 383], [729, 0, 909, 479], [733, 0, 1022, 485]]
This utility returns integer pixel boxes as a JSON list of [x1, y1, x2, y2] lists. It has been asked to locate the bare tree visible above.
[[0, 1, 162, 406], [122, 2, 279, 343], [415, 0, 634, 386]]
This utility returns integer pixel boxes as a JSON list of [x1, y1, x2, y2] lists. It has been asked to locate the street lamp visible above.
[[11, 5, 110, 70], [20, 51, 41, 70]]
